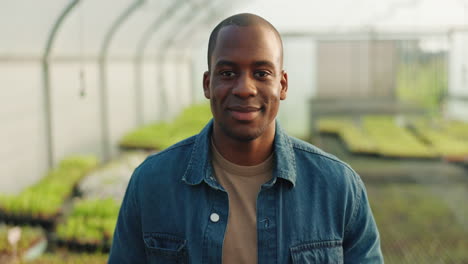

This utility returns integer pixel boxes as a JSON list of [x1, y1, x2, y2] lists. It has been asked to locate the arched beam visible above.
[[160, 1, 246, 106], [134, 0, 185, 126], [42, 0, 81, 168], [154, 0, 211, 120], [98, 0, 145, 161]]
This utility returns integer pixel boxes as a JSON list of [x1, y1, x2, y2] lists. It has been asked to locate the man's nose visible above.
[[232, 73, 257, 98]]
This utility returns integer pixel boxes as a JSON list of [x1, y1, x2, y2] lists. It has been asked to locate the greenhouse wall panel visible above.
[[0, 1, 63, 55], [0, 111, 48, 194], [107, 62, 138, 157], [278, 38, 317, 138], [316, 40, 396, 98], [0, 62, 47, 193], [447, 101, 468, 122], [191, 41, 210, 104], [161, 61, 193, 120], [447, 31, 468, 120], [0, 62, 42, 117], [50, 0, 133, 57], [142, 62, 159, 124], [50, 62, 102, 163], [0, 150, 47, 195], [1, 0, 468, 262], [449, 32, 468, 96], [174, 60, 194, 109]]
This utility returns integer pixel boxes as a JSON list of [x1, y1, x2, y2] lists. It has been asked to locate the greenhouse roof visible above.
[[1, 0, 467, 57]]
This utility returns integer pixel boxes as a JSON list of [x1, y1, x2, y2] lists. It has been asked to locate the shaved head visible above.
[[207, 13, 283, 71]]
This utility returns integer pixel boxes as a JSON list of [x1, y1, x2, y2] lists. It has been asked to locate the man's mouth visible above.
[[228, 105, 261, 121]]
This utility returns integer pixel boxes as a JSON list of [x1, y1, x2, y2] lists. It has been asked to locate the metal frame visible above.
[[42, 0, 81, 168], [155, 0, 239, 119], [152, 1, 207, 120], [358, 0, 422, 29], [158, 9, 210, 109], [98, 0, 146, 161], [134, 0, 186, 126], [448, 95, 468, 101], [164, 1, 239, 104], [281, 27, 468, 41]]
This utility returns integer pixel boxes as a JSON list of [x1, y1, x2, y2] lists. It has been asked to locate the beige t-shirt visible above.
[[211, 141, 273, 264]]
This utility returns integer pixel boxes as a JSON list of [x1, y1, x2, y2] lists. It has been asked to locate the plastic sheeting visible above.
[[1, 0, 467, 192], [0, 0, 237, 193]]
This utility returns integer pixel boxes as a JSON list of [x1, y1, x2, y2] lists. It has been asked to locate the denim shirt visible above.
[[109, 120, 383, 263]]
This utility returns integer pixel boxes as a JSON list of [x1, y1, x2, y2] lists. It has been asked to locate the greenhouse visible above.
[[1, 0, 468, 262]]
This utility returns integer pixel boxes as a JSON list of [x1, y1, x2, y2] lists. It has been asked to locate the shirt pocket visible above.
[[143, 232, 188, 264], [290, 240, 343, 264]]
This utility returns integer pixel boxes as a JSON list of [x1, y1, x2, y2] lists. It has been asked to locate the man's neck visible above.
[[212, 124, 275, 166]]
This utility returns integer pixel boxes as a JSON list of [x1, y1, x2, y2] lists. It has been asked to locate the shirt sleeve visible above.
[[108, 166, 147, 263], [343, 177, 384, 263]]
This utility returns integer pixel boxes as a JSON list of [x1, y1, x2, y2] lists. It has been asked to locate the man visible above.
[[109, 13, 383, 263]]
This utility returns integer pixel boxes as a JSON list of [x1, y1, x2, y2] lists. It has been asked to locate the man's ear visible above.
[[203, 71, 211, 99], [280, 70, 288, 100]]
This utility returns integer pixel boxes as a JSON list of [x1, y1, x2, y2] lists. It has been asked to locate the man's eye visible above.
[[220, 71, 236, 77], [254, 71, 270, 78]]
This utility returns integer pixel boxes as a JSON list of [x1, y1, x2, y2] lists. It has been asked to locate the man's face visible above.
[[203, 25, 288, 141]]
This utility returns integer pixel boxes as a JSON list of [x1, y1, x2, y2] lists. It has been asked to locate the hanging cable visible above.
[[78, 0, 86, 98]]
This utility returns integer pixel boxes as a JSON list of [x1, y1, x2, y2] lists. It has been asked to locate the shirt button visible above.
[[210, 213, 220, 223]]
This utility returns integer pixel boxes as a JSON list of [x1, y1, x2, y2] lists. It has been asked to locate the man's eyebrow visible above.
[[214, 60, 237, 68], [214, 60, 277, 69], [252, 60, 276, 69]]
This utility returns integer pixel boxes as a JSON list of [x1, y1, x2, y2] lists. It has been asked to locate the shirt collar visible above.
[[181, 119, 297, 187]]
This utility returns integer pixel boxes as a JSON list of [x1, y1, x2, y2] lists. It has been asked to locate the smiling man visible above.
[[109, 13, 383, 264]]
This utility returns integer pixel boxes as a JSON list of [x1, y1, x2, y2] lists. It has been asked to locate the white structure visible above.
[[0, 0, 238, 193], [1, 0, 467, 193], [448, 31, 468, 121]]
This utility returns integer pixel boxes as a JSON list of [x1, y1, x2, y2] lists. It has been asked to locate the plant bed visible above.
[[317, 116, 441, 159], [444, 120, 468, 140], [0, 224, 47, 262], [411, 119, 468, 160], [362, 115, 438, 159], [339, 125, 378, 155], [78, 151, 147, 201], [54, 198, 119, 253], [55, 237, 101, 253], [119, 104, 212, 151], [368, 183, 468, 263], [370, 154, 440, 161], [317, 117, 379, 155], [447, 158, 468, 171], [316, 117, 350, 135], [0, 156, 99, 229], [119, 144, 159, 152], [27, 251, 108, 264], [319, 133, 381, 159], [0, 212, 59, 231]]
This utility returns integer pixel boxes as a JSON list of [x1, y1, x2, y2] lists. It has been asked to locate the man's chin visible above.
[[222, 126, 263, 142]]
